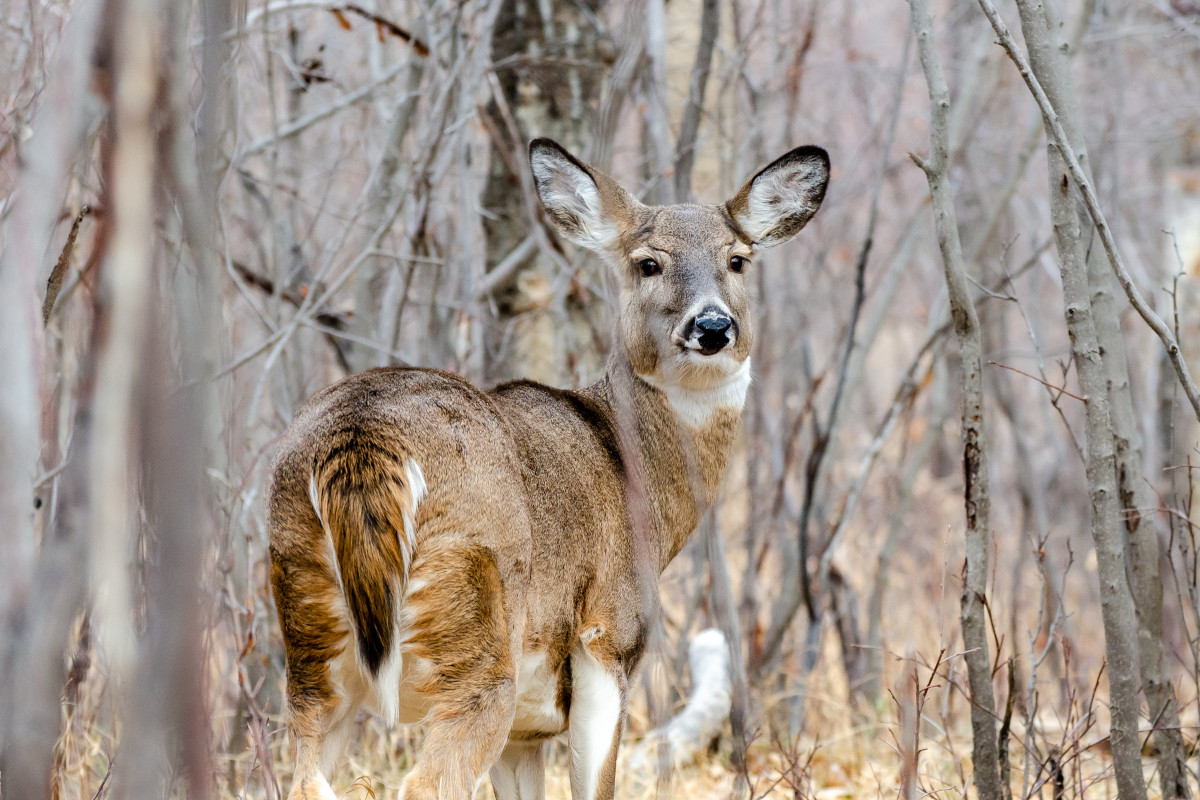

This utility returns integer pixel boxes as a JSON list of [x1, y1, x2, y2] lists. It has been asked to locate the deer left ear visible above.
[[726, 146, 830, 248]]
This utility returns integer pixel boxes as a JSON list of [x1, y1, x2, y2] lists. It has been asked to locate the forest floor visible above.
[[200, 657, 1171, 800]]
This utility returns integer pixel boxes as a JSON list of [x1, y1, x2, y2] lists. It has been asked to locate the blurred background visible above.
[[4, 0, 1200, 797]]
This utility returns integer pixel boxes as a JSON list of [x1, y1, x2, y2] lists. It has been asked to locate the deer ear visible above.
[[529, 138, 634, 252], [726, 146, 830, 247]]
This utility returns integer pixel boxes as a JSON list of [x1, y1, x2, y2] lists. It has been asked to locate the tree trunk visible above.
[[348, 31, 428, 373], [910, 3, 1003, 800], [481, 0, 607, 386], [1082, 4, 1190, 793], [1012, 4, 1149, 798]]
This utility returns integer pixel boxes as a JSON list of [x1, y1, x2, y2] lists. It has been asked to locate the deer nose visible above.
[[692, 309, 734, 354]]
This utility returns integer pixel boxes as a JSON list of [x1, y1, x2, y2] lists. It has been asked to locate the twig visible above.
[[911, 0, 1003, 797], [472, 233, 537, 301], [756, 24, 912, 676], [815, 346, 934, 575], [987, 361, 1087, 403], [332, 5, 429, 55], [232, 0, 429, 55], [998, 657, 1016, 800], [236, 62, 412, 161], [673, 0, 718, 201]]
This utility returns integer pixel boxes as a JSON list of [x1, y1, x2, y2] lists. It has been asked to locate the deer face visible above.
[[530, 139, 829, 394]]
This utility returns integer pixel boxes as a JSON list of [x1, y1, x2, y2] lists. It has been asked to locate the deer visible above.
[[267, 137, 829, 800]]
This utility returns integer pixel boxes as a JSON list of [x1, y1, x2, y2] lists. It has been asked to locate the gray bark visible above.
[[909, 3, 1002, 800], [865, 355, 950, 703], [348, 38, 428, 373], [673, 0, 718, 202], [702, 514, 751, 793], [998, 3, 1149, 798], [978, 0, 1200, 423], [1082, 4, 1189, 792]]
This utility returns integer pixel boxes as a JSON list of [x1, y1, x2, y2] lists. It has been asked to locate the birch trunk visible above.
[[348, 40, 427, 373], [910, 3, 1002, 799], [481, 0, 606, 385], [0, 0, 104, 782]]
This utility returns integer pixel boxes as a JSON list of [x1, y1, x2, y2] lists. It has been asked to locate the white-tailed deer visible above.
[[268, 138, 829, 800]]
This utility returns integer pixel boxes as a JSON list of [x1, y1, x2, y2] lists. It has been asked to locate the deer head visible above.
[[529, 139, 830, 399]]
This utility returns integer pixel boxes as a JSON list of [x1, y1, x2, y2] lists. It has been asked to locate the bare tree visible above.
[[977, 3, 1150, 798], [910, 3, 1002, 799]]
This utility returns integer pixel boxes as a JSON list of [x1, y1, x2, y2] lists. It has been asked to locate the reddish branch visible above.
[[329, 5, 429, 56]]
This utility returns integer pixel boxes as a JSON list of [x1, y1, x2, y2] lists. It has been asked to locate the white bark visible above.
[[0, 1, 105, 794]]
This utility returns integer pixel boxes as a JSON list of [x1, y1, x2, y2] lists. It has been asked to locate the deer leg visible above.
[[285, 702, 337, 800], [285, 688, 362, 800], [273, 529, 363, 800], [568, 631, 626, 800], [490, 741, 547, 800], [399, 543, 523, 800]]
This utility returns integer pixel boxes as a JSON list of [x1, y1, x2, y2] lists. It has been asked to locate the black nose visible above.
[[693, 310, 733, 354]]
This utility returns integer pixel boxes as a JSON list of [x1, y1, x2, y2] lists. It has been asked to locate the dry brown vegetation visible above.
[[5, 0, 1200, 797]]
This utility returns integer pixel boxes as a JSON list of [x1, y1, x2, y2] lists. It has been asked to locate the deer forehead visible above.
[[622, 204, 749, 258]]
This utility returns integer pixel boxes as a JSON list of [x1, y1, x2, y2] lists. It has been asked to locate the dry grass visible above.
[[50, 595, 1190, 800]]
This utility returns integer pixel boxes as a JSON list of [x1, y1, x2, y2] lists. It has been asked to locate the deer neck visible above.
[[590, 355, 749, 571]]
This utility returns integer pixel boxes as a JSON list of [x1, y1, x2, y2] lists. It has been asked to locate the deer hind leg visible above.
[[568, 629, 627, 800], [271, 520, 367, 800], [285, 687, 360, 800], [276, 614, 363, 800], [399, 543, 523, 800]]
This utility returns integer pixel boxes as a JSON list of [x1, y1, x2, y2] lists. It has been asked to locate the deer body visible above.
[[269, 140, 829, 800]]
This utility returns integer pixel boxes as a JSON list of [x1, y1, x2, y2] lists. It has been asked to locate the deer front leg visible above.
[[568, 627, 626, 800]]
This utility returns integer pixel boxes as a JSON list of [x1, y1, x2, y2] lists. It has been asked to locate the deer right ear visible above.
[[529, 138, 632, 252], [726, 146, 830, 248]]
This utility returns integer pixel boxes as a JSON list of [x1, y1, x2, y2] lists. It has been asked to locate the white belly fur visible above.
[[510, 650, 566, 736]]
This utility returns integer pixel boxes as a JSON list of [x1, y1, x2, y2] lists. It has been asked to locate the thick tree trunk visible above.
[[910, 3, 1002, 799], [0, 0, 105, 788], [481, 0, 606, 386]]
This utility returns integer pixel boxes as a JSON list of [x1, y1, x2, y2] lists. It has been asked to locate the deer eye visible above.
[[729, 255, 748, 273], [637, 258, 661, 278]]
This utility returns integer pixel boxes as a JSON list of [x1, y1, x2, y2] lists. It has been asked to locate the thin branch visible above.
[[910, 1, 1002, 798], [673, 0, 718, 201], [987, 361, 1087, 403], [236, 61, 412, 161], [332, 5, 429, 55], [472, 233, 537, 301]]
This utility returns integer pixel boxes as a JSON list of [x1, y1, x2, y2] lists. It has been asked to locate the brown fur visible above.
[[268, 139, 829, 800]]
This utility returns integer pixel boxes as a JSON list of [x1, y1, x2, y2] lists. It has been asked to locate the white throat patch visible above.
[[640, 359, 751, 429]]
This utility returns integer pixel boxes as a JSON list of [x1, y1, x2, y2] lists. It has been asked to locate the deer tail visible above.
[[308, 427, 426, 724]]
